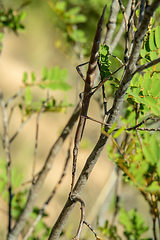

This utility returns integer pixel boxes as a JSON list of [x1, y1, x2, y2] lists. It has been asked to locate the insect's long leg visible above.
[[76, 61, 89, 82], [102, 84, 108, 115]]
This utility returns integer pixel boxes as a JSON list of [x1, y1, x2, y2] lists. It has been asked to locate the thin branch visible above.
[[0, 91, 12, 233], [72, 197, 85, 240], [109, 53, 124, 65], [135, 103, 143, 151], [126, 115, 158, 131], [32, 96, 53, 178], [109, 0, 132, 53], [83, 220, 101, 239], [8, 102, 81, 240], [153, 216, 157, 240], [139, 0, 146, 26], [23, 139, 71, 240], [110, 167, 122, 226], [134, 57, 160, 74], [136, 127, 160, 131], [9, 114, 35, 143], [104, 0, 119, 46], [118, 0, 129, 63], [5, 88, 25, 108]]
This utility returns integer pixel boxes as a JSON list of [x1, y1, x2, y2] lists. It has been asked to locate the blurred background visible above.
[[0, 0, 152, 239]]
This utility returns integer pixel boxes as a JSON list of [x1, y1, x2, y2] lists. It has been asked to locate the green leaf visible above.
[[143, 72, 151, 95], [150, 135, 159, 161], [113, 126, 125, 139], [69, 29, 87, 43], [149, 30, 156, 51], [140, 48, 146, 58], [23, 72, 28, 83], [31, 72, 36, 83], [150, 78, 160, 96], [25, 87, 32, 105], [40, 82, 71, 91], [55, 1, 66, 12], [146, 181, 160, 193], [155, 26, 160, 48], [144, 96, 157, 107], [108, 121, 117, 134], [143, 143, 156, 165], [0, 32, 4, 41], [42, 67, 48, 81], [150, 51, 158, 61], [19, 11, 27, 21]]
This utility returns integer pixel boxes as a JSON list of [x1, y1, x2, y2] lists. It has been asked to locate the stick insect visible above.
[[70, 5, 107, 195], [71, 5, 124, 195]]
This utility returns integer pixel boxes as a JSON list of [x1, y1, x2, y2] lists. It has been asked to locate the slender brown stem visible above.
[[72, 197, 85, 240], [83, 220, 101, 239], [0, 92, 12, 233]]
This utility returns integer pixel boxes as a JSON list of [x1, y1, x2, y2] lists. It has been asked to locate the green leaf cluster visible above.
[[125, 26, 160, 116], [40, 66, 71, 91], [0, 8, 26, 32], [99, 44, 113, 80], [119, 208, 150, 240], [21, 66, 72, 115], [49, 0, 87, 49], [99, 220, 122, 240], [0, 159, 27, 220], [99, 208, 150, 240], [107, 131, 160, 198]]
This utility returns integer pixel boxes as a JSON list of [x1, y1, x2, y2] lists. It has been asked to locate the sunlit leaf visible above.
[[149, 30, 156, 51], [155, 26, 160, 48], [25, 87, 32, 105], [23, 72, 28, 83]]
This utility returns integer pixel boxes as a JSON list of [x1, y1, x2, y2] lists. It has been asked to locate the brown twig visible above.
[[32, 96, 53, 179], [5, 88, 25, 108], [139, 0, 145, 25], [72, 197, 85, 240], [110, 167, 122, 226], [126, 115, 159, 131], [83, 220, 101, 239], [118, 0, 130, 63], [0, 91, 12, 233], [134, 57, 160, 74], [9, 114, 35, 143], [136, 127, 160, 131]]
